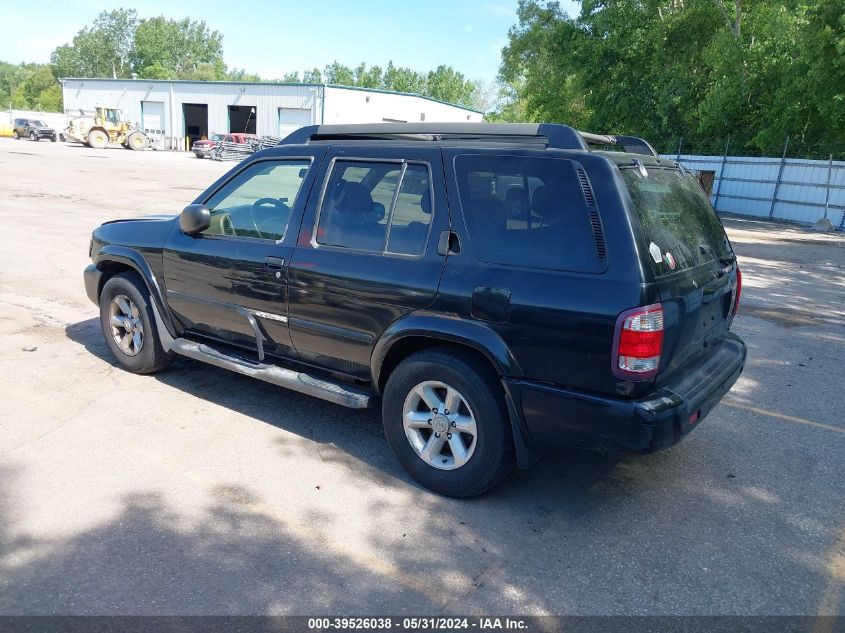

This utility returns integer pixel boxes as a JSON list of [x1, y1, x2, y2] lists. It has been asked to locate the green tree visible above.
[[51, 9, 137, 79], [0, 61, 62, 112], [131, 16, 225, 79], [323, 62, 355, 85], [498, 0, 844, 155], [425, 65, 478, 108], [303, 68, 322, 83], [354, 63, 383, 89], [227, 68, 263, 82], [383, 62, 425, 94]]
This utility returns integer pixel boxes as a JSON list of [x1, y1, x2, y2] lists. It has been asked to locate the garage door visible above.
[[278, 107, 312, 138], [141, 101, 165, 134]]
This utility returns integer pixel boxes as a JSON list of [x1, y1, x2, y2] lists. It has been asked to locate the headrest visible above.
[[420, 190, 432, 214], [338, 181, 373, 213], [531, 185, 563, 220]]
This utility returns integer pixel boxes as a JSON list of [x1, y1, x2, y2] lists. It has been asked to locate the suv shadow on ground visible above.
[[63, 316, 623, 498]]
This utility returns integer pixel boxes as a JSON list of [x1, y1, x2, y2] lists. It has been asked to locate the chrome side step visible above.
[[169, 338, 372, 409], [151, 303, 371, 409]]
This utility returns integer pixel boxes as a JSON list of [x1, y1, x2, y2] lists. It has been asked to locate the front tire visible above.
[[382, 348, 514, 497], [99, 272, 173, 374], [30, 132, 38, 141], [126, 131, 146, 150]]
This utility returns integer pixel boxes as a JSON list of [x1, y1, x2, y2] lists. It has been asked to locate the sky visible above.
[[0, 0, 580, 85]]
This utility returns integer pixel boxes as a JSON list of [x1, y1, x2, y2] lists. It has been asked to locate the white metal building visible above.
[[60, 78, 483, 150]]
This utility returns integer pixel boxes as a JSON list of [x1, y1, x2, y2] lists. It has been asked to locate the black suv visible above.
[[13, 118, 57, 142], [83, 123, 746, 497]]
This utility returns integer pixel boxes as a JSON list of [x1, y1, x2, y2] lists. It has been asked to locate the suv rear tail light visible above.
[[732, 267, 742, 317], [612, 303, 664, 380]]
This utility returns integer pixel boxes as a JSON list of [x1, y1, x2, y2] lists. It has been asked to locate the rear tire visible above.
[[99, 272, 173, 374], [13, 130, 19, 139], [88, 129, 108, 149], [382, 348, 514, 497]]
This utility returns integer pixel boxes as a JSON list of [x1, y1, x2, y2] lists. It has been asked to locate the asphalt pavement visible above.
[[0, 139, 842, 615]]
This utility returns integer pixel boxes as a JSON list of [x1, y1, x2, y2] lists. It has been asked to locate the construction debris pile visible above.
[[210, 136, 285, 161]]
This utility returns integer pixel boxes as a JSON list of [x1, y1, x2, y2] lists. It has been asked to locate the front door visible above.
[[163, 150, 324, 360], [287, 145, 449, 378]]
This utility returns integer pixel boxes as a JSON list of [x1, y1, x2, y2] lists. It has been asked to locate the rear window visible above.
[[454, 155, 603, 272], [622, 167, 731, 275]]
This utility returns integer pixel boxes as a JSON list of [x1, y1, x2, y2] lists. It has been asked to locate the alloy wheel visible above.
[[402, 380, 478, 470], [109, 294, 144, 356]]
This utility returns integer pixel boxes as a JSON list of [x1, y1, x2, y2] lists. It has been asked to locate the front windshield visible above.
[[33, 120, 46, 127], [212, 134, 224, 141]]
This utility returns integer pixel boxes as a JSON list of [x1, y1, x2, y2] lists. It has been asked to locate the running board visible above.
[[169, 338, 372, 409], [150, 302, 372, 409]]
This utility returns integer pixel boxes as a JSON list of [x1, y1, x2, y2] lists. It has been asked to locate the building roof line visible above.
[[59, 78, 483, 114], [323, 84, 483, 114]]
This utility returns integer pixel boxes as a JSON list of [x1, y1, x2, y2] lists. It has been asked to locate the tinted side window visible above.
[[203, 159, 311, 241], [386, 164, 432, 255], [454, 155, 601, 272], [317, 160, 432, 255]]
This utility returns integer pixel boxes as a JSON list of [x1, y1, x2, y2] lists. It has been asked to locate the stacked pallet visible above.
[[247, 136, 283, 152], [211, 141, 254, 162], [210, 135, 285, 161]]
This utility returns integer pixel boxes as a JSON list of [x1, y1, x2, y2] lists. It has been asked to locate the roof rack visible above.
[[280, 123, 589, 149], [579, 131, 659, 157], [279, 123, 658, 156]]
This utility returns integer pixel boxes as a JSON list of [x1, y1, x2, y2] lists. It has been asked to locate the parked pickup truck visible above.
[[83, 123, 746, 497]]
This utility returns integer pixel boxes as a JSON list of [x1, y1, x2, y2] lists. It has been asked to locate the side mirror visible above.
[[179, 204, 211, 235]]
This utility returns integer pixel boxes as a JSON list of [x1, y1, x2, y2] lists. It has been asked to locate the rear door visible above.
[[621, 165, 738, 385], [287, 145, 449, 378]]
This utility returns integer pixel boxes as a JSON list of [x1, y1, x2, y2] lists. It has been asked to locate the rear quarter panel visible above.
[[441, 149, 655, 398]]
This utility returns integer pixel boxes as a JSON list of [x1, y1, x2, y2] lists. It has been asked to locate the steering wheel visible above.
[[250, 198, 290, 239]]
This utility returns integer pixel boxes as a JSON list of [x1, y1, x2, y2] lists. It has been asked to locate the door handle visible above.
[[264, 256, 285, 269]]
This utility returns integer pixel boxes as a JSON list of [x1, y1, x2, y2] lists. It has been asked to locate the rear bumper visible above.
[[509, 335, 747, 453], [193, 146, 214, 157], [83, 264, 103, 305]]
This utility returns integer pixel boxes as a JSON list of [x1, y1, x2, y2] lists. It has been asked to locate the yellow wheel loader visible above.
[[63, 107, 147, 150]]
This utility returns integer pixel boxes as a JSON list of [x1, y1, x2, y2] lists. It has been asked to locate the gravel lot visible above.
[[0, 139, 843, 616]]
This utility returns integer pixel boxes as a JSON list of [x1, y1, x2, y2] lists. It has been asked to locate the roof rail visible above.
[[578, 131, 659, 157], [280, 123, 590, 150], [279, 123, 658, 157]]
